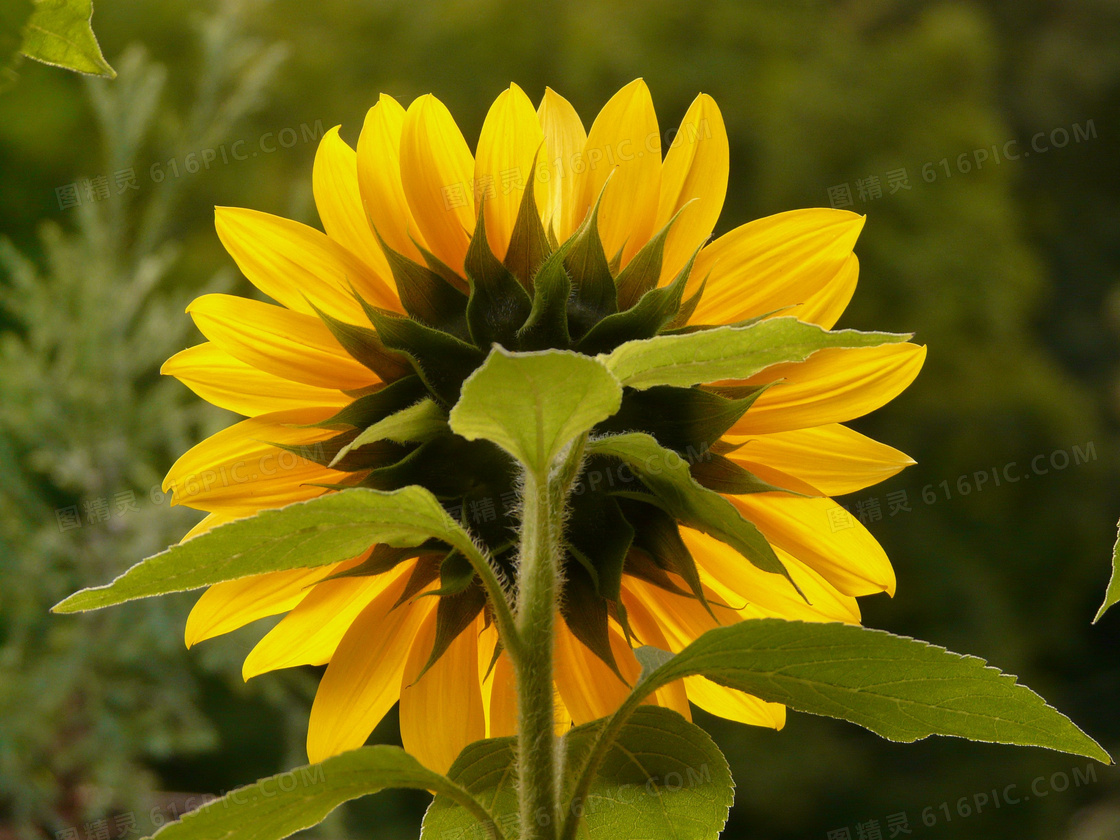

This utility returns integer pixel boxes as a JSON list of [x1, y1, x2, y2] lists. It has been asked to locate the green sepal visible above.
[[319, 542, 444, 582], [373, 230, 470, 337], [690, 452, 801, 495], [502, 152, 551, 290], [612, 204, 689, 311], [414, 578, 488, 681], [618, 498, 713, 617], [312, 376, 427, 429], [566, 490, 634, 604], [361, 433, 516, 502], [621, 547, 693, 599], [596, 384, 762, 456], [516, 247, 572, 351], [665, 275, 707, 330], [561, 558, 626, 681], [393, 555, 442, 609], [309, 302, 413, 382], [561, 187, 618, 339], [464, 202, 533, 349], [577, 246, 698, 356], [366, 309, 486, 405], [331, 399, 449, 468], [415, 240, 470, 294], [269, 431, 412, 473], [588, 432, 803, 600]]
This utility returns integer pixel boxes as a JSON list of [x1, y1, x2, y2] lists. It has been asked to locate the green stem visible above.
[[513, 438, 585, 840]]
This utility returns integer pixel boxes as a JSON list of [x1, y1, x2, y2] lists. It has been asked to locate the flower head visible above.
[[162, 80, 925, 772]]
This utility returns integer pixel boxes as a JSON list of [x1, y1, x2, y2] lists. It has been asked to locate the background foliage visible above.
[[1, 1, 1118, 838]]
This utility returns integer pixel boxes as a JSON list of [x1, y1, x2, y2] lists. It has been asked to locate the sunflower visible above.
[[161, 79, 925, 774]]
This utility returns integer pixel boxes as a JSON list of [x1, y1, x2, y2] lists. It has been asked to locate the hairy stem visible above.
[[514, 437, 584, 840]]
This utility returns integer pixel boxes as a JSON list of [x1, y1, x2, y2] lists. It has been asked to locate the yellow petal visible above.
[[689, 209, 864, 324], [683, 677, 786, 729], [730, 343, 927, 435], [306, 573, 435, 763], [617, 590, 691, 720], [187, 294, 379, 391], [214, 206, 399, 320], [474, 83, 545, 259], [478, 623, 518, 739], [678, 527, 861, 623], [162, 342, 350, 417], [313, 126, 393, 280], [554, 621, 653, 725], [729, 494, 895, 597], [357, 94, 429, 262], [789, 252, 859, 329], [185, 565, 337, 648], [484, 651, 519, 739], [623, 580, 784, 728], [655, 93, 729, 282], [162, 407, 347, 513], [572, 79, 661, 265], [243, 560, 412, 680], [400, 94, 475, 272], [722, 424, 915, 496], [536, 87, 587, 241], [399, 611, 486, 773], [179, 510, 239, 542]]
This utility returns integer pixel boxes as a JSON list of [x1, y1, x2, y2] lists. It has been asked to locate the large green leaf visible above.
[[600, 316, 908, 390], [20, 0, 115, 77], [52, 487, 484, 613], [586, 433, 798, 591], [1094, 517, 1120, 622], [142, 746, 500, 840], [449, 347, 622, 474], [633, 619, 1111, 762], [422, 707, 732, 840]]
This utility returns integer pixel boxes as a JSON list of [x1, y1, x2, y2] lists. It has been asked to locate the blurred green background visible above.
[[2, 1, 1119, 838]]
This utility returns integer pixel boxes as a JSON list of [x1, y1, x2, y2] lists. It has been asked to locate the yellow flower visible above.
[[161, 80, 925, 773]]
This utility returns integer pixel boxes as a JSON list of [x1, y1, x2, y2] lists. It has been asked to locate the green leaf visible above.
[[634, 619, 1112, 763], [449, 347, 622, 475], [52, 487, 487, 613], [20, 0, 115, 78], [601, 316, 909, 390], [331, 398, 448, 467], [421, 738, 518, 840], [422, 707, 732, 840], [141, 746, 500, 840], [587, 433, 800, 595], [1093, 517, 1120, 623]]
